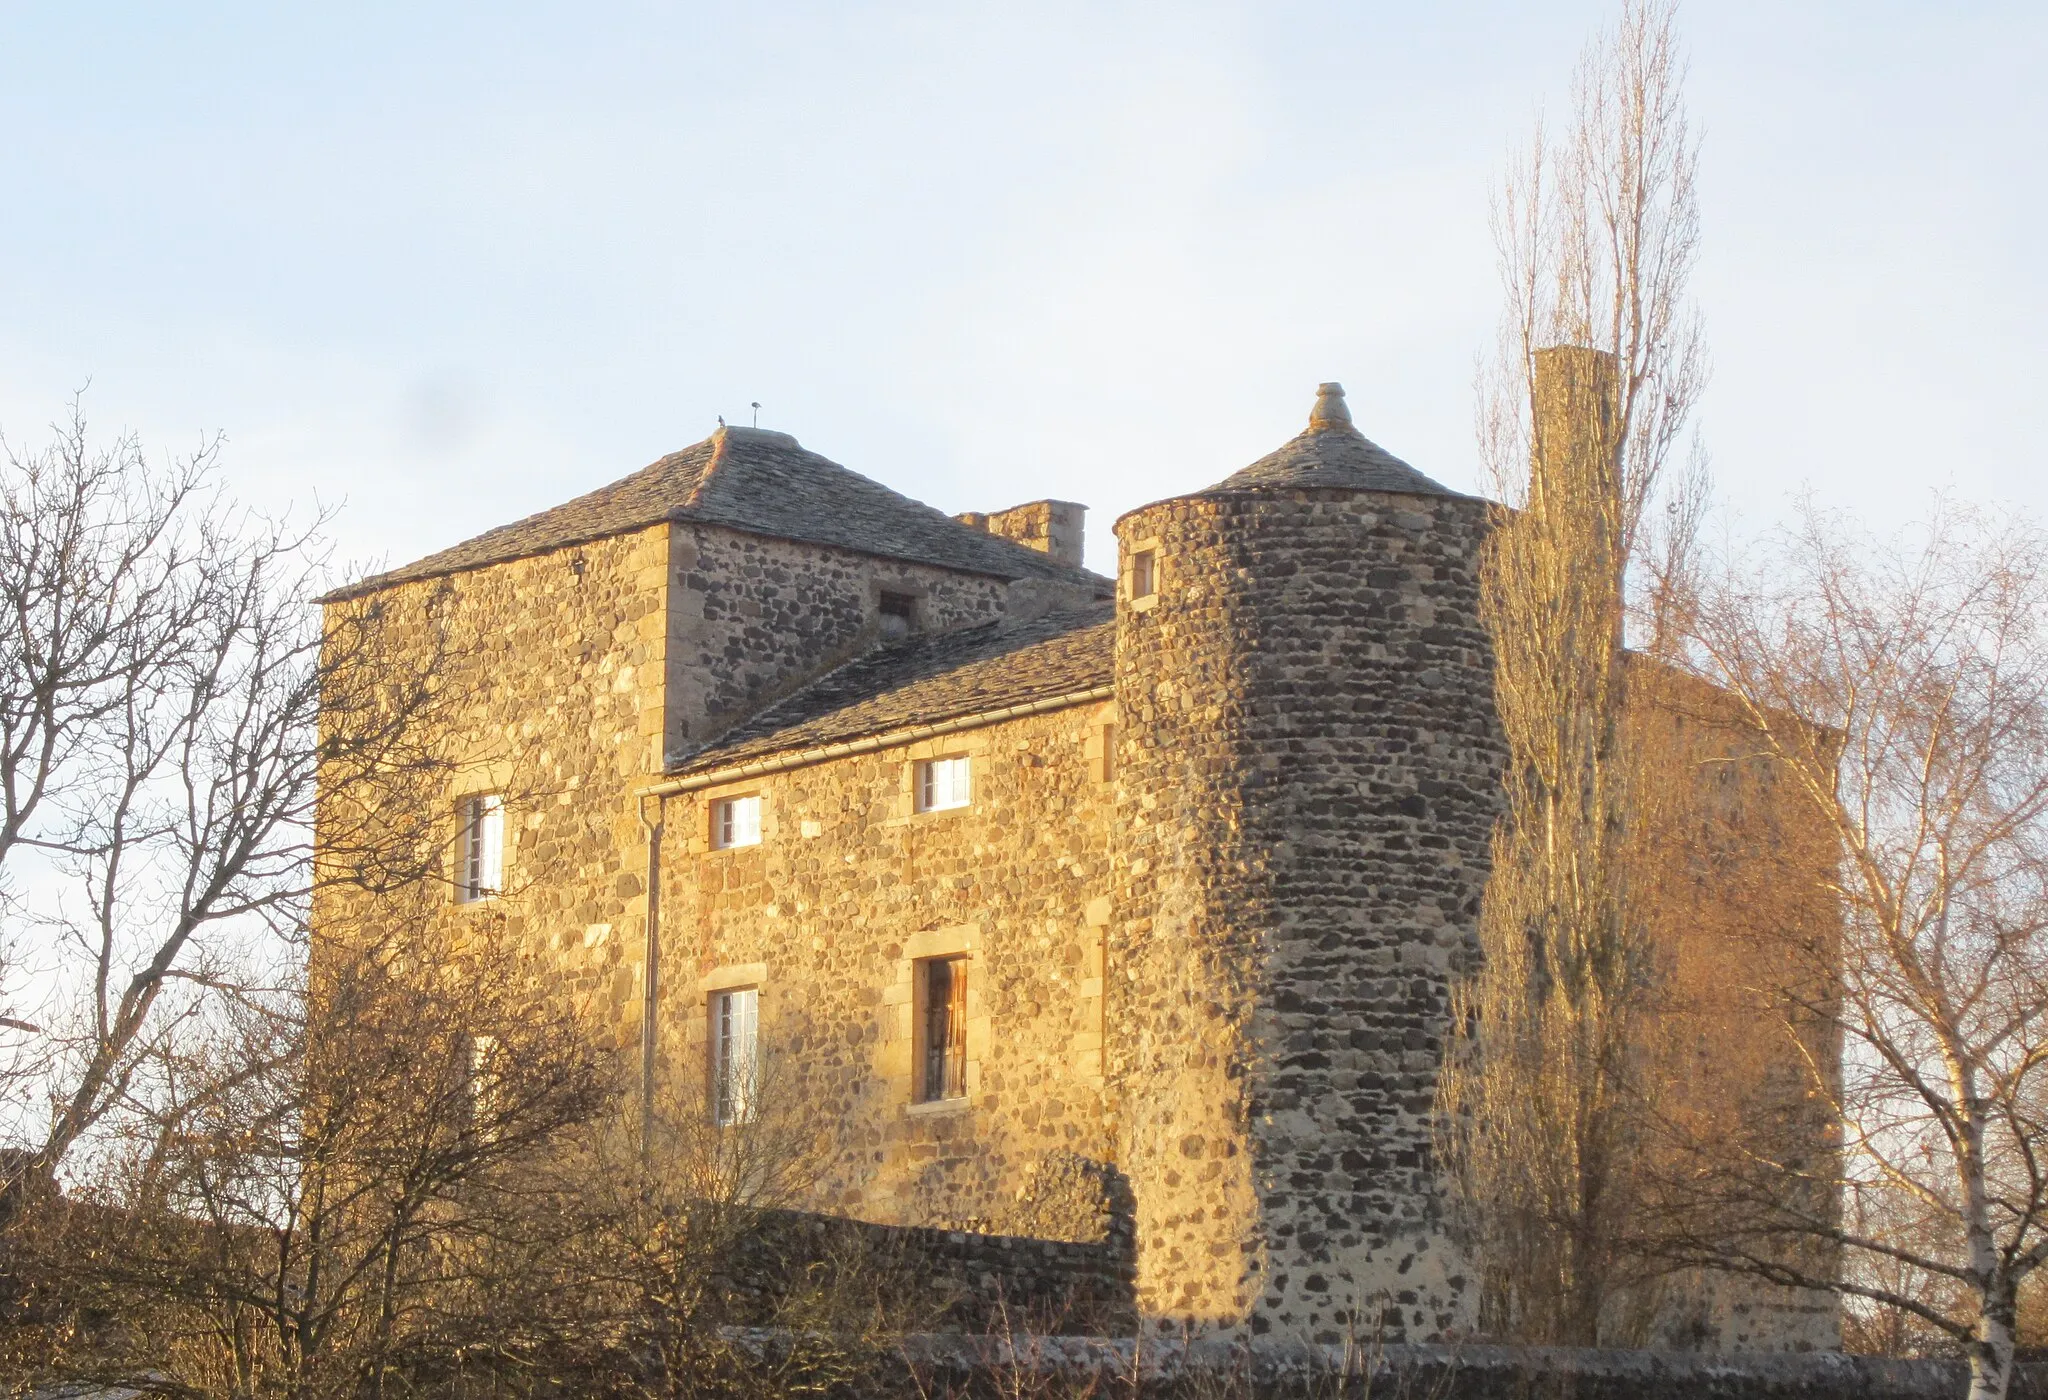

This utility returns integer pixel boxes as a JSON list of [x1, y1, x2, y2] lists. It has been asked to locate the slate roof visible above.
[[1201, 382, 1456, 497], [675, 604, 1115, 775], [323, 426, 1108, 601]]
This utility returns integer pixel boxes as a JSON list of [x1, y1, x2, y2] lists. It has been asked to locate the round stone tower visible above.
[[1107, 383, 1504, 1343]]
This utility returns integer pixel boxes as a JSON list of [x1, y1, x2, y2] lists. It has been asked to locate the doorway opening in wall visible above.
[[916, 956, 968, 1103]]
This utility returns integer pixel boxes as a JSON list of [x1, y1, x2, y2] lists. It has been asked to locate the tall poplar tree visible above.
[[1436, 0, 1707, 1344]]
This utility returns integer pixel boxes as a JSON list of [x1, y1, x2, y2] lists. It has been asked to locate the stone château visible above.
[[316, 381, 1836, 1350]]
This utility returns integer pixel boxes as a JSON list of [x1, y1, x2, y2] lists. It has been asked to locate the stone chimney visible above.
[[954, 500, 1086, 570], [1530, 344, 1621, 511]]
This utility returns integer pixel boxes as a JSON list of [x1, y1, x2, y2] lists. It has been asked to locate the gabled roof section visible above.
[[1204, 382, 1456, 497], [673, 604, 1114, 776], [322, 425, 1108, 601]]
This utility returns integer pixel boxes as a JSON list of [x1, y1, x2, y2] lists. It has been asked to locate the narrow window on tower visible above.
[[917, 957, 969, 1102], [1129, 549, 1157, 600], [710, 986, 760, 1126], [456, 794, 504, 904], [712, 794, 762, 849], [915, 756, 971, 813]]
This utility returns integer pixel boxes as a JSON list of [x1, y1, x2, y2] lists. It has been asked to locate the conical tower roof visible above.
[[1205, 383, 1454, 496]]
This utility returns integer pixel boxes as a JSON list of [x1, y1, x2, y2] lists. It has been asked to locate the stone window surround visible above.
[[878, 589, 920, 638], [915, 954, 969, 1103], [913, 754, 972, 814], [880, 924, 985, 1118], [447, 764, 516, 907], [1083, 708, 1120, 786], [707, 982, 761, 1127], [1123, 536, 1162, 613], [687, 779, 775, 854], [887, 733, 992, 825], [710, 792, 764, 850], [1076, 897, 1111, 1088], [688, 962, 771, 1118], [868, 576, 929, 635]]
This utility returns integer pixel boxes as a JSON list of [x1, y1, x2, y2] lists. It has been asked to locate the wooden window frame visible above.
[[914, 955, 970, 1104]]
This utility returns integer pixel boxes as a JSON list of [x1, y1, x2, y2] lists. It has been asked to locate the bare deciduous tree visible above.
[[548, 1057, 919, 1400], [1436, 0, 1707, 1344], [0, 401, 455, 1180], [17, 910, 614, 1399], [1658, 502, 2048, 1400]]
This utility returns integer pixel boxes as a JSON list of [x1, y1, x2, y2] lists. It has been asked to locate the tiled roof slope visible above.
[[676, 604, 1115, 774], [1203, 382, 1456, 497], [324, 426, 1108, 601]]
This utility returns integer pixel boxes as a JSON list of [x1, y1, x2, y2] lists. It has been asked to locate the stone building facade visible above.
[[316, 384, 1835, 1350]]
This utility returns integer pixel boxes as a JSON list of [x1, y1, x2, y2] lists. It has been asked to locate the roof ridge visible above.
[[322, 426, 1109, 603], [681, 424, 735, 512]]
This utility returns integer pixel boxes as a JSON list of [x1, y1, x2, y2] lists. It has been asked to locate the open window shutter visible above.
[[715, 992, 737, 1124], [922, 964, 940, 1099], [946, 959, 968, 1098], [736, 988, 759, 1121], [480, 795, 505, 892], [462, 801, 482, 899]]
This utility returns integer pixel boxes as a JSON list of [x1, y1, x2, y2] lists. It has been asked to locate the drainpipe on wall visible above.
[[636, 791, 665, 1163]]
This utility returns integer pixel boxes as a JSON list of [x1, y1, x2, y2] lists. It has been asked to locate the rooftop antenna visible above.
[[751, 401, 761, 428]]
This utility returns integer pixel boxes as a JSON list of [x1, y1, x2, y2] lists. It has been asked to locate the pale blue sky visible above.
[[0, 2, 2039, 578]]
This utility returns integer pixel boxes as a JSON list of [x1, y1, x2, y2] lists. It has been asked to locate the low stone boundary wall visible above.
[[880, 1334, 2048, 1399], [715, 1208, 1137, 1334]]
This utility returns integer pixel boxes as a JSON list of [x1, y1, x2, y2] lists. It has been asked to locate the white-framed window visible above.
[[915, 756, 971, 813], [711, 987, 760, 1126], [456, 794, 504, 903], [712, 794, 763, 849]]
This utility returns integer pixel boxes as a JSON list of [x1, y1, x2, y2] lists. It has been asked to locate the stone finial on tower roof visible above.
[[1188, 379, 1452, 497], [1309, 381, 1354, 431]]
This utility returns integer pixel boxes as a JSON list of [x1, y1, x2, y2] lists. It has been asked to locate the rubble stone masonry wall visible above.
[[1628, 669, 1844, 1352], [660, 702, 1123, 1238], [317, 519, 1095, 1061], [315, 524, 672, 1054], [720, 1206, 1136, 1334], [1109, 487, 1505, 1344], [663, 524, 1035, 757], [886, 1337, 2048, 1400]]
